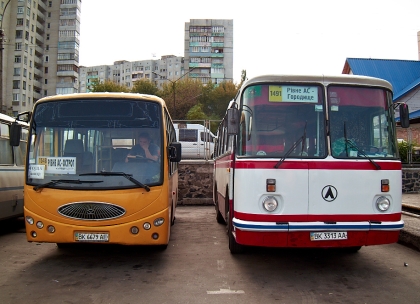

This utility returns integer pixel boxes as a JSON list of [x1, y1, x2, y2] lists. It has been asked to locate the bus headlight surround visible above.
[[262, 196, 278, 212], [376, 196, 391, 212]]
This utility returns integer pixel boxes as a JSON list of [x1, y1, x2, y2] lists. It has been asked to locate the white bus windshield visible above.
[[238, 84, 326, 158]]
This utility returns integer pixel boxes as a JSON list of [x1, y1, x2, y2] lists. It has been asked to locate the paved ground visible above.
[[401, 193, 420, 251]]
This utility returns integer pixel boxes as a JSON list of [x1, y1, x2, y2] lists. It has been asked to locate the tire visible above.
[[227, 211, 244, 254], [170, 202, 176, 226]]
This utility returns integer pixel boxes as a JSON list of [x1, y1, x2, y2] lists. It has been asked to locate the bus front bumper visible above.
[[233, 218, 404, 248]]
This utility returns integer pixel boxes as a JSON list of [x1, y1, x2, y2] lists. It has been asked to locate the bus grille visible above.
[[57, 202, 126, 220]]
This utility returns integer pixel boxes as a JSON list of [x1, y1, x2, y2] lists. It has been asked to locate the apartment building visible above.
[[79, 55, 184, 93], [0, 0, 80, 116], [184, 19, 233, 84]]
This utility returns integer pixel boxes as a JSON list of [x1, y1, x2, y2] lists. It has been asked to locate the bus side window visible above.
[[0, 123, 13, 165]]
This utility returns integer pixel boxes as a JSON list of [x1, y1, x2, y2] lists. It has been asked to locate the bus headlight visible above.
[[154, 218, 164, 227], [143, 222, 151, 230], [376, 196, 391, 212], [26, 216, 34, 225], [262, 196, 278, 212], [36, 221, 44, 229]]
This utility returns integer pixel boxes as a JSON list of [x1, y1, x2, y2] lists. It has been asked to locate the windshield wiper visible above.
[[33, 179, 103, 192], [343, 121, 381, 170], [274, 122, 307, 169], [344, 139, 381, 170], [80, 172, 150, 192]]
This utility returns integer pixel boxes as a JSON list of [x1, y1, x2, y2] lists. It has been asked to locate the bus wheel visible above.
[[227, 211, 244, 254]]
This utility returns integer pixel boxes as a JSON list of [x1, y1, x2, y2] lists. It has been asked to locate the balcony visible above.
[[35, 33, 44, 44], [38, 0, 47, 12], [33, 67, 43, 78], [57, 70, 78, 78]]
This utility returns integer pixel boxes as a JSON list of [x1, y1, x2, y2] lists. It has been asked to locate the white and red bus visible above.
[[213, 74, 410, 253]]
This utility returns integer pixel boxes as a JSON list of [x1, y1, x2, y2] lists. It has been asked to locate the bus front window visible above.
[[27, 98, 163, 189], [328, 86, 397, 159], [238, 84, 327, 158]]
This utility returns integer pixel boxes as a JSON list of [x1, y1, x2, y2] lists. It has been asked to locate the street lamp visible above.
[[152, 68, 196, 119]]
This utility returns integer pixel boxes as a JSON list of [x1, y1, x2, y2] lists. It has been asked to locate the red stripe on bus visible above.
[[233, 160, 401, 170], [234, 211, 402, 222]]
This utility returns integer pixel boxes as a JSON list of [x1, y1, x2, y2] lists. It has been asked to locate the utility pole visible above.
[[152, 68, 195, 119]]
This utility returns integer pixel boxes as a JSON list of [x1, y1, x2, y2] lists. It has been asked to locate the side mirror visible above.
[[227, 108, 239, 135], [168, 142, 182, 162], [16, 111, 31, 123], [399, 103, 410, 128], [9, 122, 22, 147]]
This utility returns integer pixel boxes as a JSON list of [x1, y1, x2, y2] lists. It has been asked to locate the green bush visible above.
[[398, 141, 416, 163]]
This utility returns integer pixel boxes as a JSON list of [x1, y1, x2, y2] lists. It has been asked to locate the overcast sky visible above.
[[79, 0, 420, 83]]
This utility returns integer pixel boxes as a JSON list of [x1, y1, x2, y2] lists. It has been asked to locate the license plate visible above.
[[75, 232, 109, 242], [310, 231, 347, 241]]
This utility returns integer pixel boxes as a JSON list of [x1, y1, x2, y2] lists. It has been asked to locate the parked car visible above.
[[174, 123, 216, 159]]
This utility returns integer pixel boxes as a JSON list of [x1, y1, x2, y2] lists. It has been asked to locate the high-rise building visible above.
[[79, 55, 184, 93], [0, 0, 81, 116], [184, 19, 233, 84]]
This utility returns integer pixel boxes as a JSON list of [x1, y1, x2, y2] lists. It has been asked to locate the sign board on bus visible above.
[[268, 86, 318, 103], [37, 157, 76, 174]]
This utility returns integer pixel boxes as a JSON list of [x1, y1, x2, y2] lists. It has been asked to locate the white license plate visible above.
[[310, 231, 347, 241], [75, 232, 109, 242]]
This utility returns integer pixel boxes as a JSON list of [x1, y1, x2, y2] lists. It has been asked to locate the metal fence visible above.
[[173, 120, 220, 161]]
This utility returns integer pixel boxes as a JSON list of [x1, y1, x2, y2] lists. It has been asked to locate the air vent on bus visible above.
[[57, 202, 126, 220]]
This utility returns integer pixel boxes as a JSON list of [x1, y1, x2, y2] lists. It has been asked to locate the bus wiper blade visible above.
[[80, 172, 150, 192], [33, 179, 103, 191], [275, 122, 307, 169], [344, 139, 381, 170]]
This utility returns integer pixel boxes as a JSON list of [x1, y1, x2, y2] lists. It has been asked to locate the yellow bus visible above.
[[17, 93, 181, 248]]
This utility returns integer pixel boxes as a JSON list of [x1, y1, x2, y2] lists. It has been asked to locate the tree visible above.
[[131, 79, 159, 95], [186, 104, 207, 120], [159, 78, 203, 120], [89, 79, 129, 93], [207, 81, 238, 119]]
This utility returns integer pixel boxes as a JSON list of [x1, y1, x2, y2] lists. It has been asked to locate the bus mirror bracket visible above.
[[15, 111, 32, 123], [9, 122, 22, 147], [169, 142, 182, 162], [227, 108, 239, 135], [399, 103, 410, 128]]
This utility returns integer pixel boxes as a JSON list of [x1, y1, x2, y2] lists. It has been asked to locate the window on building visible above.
[[23, 81, 26, 90], [44, 67, 48, 73], [44, 79, 48, 84], [48, 12, 51, 17], [17, 6, 24, 14], [24, 68, 27, 77], [16, 18, 24, 26], [46, 45, 49, 50], [47, 23, 50, 28], [14, 55, 21, 63], [13, 68, 21, 76], [45, 55, 49, 62], [15, 42, 22, 50], [13, 80, 20, 89], [13, 94, 20, 101], [15, 30, 23, 39], [48, 1, 52, 7], [46, 34, 50, 40], [25, 31, 29, 40]]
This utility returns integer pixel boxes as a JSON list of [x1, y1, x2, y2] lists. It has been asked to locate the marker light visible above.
[[376, 196, 391, 212], [266, 179, 276, 192], [143, 222, 151, 230], [130, 226, 139, 234], [262, 196, 278, 212], [152, 233, 159, 240], [36, 221, 44, 229], [47, 225, 55, 233], [381, 179, 390, 192]]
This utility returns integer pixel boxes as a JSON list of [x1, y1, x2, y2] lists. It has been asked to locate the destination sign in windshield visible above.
[[269, 85, 318, 103]]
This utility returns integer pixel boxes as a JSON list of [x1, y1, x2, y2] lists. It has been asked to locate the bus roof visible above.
[[34, 92, 167, 107], [240, 74, 393, 92]]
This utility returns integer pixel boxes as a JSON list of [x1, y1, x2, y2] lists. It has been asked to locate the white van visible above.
[[174, 123, 216, 159]]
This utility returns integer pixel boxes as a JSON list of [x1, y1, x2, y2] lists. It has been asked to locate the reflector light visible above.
[[152, 233, 159, 240], [31, 231, 37, 238]]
